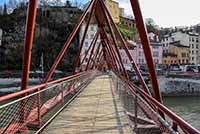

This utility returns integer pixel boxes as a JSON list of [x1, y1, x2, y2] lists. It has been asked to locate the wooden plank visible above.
[[42, 75, 132, 134]]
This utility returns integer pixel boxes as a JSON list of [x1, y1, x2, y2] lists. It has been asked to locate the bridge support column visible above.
[[129, 0, 164, 118], [20, 0, 38, 123]]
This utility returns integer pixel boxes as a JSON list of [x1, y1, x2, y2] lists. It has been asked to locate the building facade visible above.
[[163, 41, 190, 65], [120, 16, 136, 29], [105, 0, 120, 23], [42, 5, 82, 23], [119, 41, 163, 67], [80, 23, 101, 66], [161, 31, 200, 64], [119, 7, 125, 17], [188, 33, 199, 64], [135, 42, 163, 65]]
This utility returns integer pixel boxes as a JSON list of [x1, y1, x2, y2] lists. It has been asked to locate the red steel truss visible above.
[[0, 0, 199, 134]]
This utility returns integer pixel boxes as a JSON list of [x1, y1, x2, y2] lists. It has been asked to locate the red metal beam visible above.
[[95, 9, 128, 79], [101, 27, 128, 78], [100, 31, 119, 72], [91, 49, 102, 69], [111, 69, 199, 133], [43, 0, 96, 83], [129, 0, 164, 117], [95, 50, 103, 69], [123, 76, 200, 134], [85, 32, 99, 71], [0, 72, 87, 102], [100, 29, 125, 74], [20, 0, 38, 123], [102, 46, 111, 70], [95, 53, 103, 70], [101, 39, 119, 72], [99, 0, 151, 95], [21, 0, 38, 92], [91, 42, 101, 69], [80, 31, 99, 66], [72, 0, 98, 73], [102, 41, 117, 71]]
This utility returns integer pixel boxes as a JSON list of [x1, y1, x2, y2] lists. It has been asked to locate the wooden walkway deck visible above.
[[42, 75, 132, 134]]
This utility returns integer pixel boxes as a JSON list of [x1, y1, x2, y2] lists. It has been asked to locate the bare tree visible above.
[[72, 0, 82, 8], [0, 6, 3, 15], [51, 0, 63, 6], [8, 0, 18, 10]]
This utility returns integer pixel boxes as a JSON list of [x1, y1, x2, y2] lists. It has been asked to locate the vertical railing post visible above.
[[61, 83, 64, 103], [20, 0, 38, 122], [37, 88, 41, 127], [172, 122, 178, 132], [134, 91, 138, 131]]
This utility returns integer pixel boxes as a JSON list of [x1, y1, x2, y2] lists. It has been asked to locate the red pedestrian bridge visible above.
[[0, 0, 199, 133]]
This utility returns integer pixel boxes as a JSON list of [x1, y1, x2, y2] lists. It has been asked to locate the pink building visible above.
[[119, 41, 163, 67]]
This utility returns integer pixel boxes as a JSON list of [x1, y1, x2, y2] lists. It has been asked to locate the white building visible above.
[[0, 29, 2, 46], [80, 23, 101, 66], [161, 31, 200, 64]]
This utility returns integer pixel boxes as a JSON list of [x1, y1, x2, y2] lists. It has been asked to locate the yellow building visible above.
[[163, 41, 190, 65], [105, 0, 120, 23]]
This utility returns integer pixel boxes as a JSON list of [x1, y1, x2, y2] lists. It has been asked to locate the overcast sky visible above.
[[78, 0, 200, 28], [117, 0, 200, 28], [1, 0, 200, 28]]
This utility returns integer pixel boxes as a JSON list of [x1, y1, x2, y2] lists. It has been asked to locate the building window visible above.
[[90, 34, 94, 39], [192, 44, 194, 48], [196, 39, 199, 43], [46, 10, 50, 18], [182, 53, 186, 57], [142, 59, 144, 63], [171, 37, 175, 42], [152, 46, 158, 49], [192, 50, 194, 54], [196, 44, 199, 49], [192, 38, 194, 42], [192, 57, 194, 61], [85, 42, 89, 47], [153, 51, 159, 57], [86, 34, 88, 39], [139, 51, 142, 56], [85, 58, 88, 62], [91, 26, 94, 31]]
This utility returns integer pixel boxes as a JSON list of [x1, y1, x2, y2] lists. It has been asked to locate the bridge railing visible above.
[[111, 72, 200, 134], [0, 70, 97, 134]]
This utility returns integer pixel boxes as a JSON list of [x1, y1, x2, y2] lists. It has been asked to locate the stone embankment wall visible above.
[[158, 77, 200, 96]]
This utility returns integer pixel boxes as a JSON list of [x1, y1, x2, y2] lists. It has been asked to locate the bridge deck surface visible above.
[[42, 75, 132, 134]]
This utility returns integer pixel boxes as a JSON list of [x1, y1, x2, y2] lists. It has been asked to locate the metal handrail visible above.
[[0, 71, 94, 103], [112, 71, 200, 134]]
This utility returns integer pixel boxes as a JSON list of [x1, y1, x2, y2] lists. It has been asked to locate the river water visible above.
[[163, 96, 200, 130]]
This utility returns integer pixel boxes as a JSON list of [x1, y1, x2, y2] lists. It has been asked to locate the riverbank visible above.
[[158, 77, 200, 96], [0, 78, 40, 96]]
